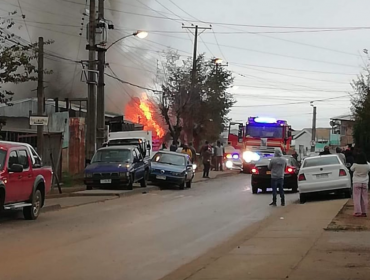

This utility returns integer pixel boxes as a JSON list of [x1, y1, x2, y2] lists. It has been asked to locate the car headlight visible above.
[[232, 154, 239, 159], [192, 164, 197, 170], [243, 151, 260, 163], [84, 173, 92, 178], [171, 172, 181, 176], [226, 161, 233, 168]]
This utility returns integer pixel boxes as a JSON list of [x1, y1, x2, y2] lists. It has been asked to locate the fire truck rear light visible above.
[[298, 174, 306, 181]]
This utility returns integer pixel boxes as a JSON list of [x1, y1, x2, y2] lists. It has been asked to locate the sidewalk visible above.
[[42, 170, 238, 212], [161, 198, 370, 280]]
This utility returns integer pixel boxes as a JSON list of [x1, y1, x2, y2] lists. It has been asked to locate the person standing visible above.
[[214, 141, 223, 171], [350, 153, 370, 217], [268, 148, 287, 206], [336, 147, 346, 165], [319, 146, 331, 155], [189, 142, 197, 163], [181, 144, 193, 159], [202, 147, 212, 178], [170, 141, 178, 152]]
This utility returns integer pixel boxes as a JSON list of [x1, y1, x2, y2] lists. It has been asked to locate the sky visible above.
[[1, 0, 369, 130]]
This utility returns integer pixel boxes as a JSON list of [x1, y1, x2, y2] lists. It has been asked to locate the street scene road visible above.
[[0, 174, 296, 280]]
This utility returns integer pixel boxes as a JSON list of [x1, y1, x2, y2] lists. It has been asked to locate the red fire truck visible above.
[[228, 117, 292, 173]]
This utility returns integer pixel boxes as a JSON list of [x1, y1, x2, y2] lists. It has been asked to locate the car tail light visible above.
[[339, 169, 347, 176], [251, 168, 259, 174], [286, 166, 295, 174], [298, 174, 306, 181]]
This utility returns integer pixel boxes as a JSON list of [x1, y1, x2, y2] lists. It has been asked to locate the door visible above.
[[5, 150, 22, 203], [134, 148, 145, 180], [186, 157, 193, 181], [17, 149, 34, 201]]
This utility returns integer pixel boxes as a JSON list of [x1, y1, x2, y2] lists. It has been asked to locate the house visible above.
[[330, 114, 354, 147], [0, 98, 142, 176], [292, 128, 339, 160]]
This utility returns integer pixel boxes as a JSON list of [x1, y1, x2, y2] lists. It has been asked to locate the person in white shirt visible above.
[[350, 153, 370, 217]]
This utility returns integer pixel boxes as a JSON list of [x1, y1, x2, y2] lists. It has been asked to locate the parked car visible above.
[[225, 150, 243, 171], [298, 154, 351, 203], [251, 155, 300, 194], [0, 141, 53, 220], [84, 146, 149, 190], [149, 151, 194, 190]]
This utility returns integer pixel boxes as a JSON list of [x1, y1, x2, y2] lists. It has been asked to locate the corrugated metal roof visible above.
[[330, 114, 354, 121]]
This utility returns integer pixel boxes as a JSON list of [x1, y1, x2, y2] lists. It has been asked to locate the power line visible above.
[[104, 72, 162, 93], [232, 94, 350, 108]]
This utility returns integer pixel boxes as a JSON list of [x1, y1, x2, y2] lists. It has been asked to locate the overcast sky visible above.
[[1, 0, 369, 130]]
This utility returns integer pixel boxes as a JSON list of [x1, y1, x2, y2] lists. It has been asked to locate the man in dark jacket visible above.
[[319, 146, 331, 155], [170, 141, 178, 152], [268, 148, 287, 206], [202, 147, 212, 178]]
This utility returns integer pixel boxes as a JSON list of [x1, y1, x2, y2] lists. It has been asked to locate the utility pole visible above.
[[37, 37, 44, 159], [182, 24, 211, 143], [86, 0, 97, 165], [96, 0, 106, 149], [310, 103, 317, 152]]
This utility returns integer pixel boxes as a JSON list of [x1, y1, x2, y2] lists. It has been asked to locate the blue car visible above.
[[84, 146, 149, 190], [150, 151, 194, 190]]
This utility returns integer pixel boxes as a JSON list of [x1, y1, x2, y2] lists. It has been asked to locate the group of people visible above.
[[200, 141, 225, 178], [270, 145, 369, 218]]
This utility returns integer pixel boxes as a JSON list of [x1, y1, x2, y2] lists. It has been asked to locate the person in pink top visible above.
[[351, 153, 370, 217]]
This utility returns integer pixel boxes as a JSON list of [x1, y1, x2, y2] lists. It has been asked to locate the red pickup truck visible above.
[[0, 141, 53, 220]]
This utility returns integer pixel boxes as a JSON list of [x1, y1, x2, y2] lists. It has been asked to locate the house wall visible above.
[[294, 132, 311, 159], [340, 120, 354, 146]]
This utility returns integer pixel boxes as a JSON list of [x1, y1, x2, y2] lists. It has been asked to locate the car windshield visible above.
[[303, 156, 340, 168], [108, 139, 140, 146], [153, 153, 186, 166], [91, 149, 131, 163], [0, 150, 6, 171]]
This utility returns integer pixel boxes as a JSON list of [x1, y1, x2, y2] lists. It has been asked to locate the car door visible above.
[[5, 150, 22, 203], [186, 156, 193, 181], [134, 148, 145, 180], [17, 149, 34, 201]]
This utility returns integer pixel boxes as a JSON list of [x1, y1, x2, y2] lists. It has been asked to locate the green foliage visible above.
[[350, 72, 370, 157], [0, 12, 52, 105], [158, 50, 235, 143]]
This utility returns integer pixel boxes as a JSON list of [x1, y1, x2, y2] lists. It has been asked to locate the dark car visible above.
[[149, 151, 194, 190], [84, 146, 149, 190], [251, 155, 300, 194]]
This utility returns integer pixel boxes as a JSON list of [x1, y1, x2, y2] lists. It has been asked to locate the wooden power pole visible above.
[[37, 37, 44, 159]]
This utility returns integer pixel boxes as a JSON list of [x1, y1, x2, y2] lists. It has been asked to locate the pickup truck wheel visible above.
[[23, 189, 42, 220], [140, 171, 148, 188]]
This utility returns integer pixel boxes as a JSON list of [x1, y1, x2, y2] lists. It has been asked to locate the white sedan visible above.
[[298, 154, 351, 203]]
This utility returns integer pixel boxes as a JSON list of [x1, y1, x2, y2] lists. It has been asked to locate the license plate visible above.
[[156, 175, 166, 180], [266, 171, 271, 175], [100, 179, 112, 184], [316, 174, 328, 179]]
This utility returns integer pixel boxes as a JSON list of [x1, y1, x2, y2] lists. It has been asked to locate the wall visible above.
[[340, 120, 354, 146], [294, 132, 311, 159]]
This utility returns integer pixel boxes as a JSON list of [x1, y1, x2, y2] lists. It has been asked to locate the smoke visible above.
[[0, 0, 163, 114]]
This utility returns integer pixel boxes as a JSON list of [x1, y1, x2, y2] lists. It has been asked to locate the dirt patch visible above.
[[326, 196, 370, 231]]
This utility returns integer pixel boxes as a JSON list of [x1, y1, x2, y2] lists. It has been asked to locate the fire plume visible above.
[[125, 95, 165, 139]]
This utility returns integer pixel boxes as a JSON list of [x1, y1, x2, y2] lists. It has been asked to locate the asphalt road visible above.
[[0, 174, 298, 280]]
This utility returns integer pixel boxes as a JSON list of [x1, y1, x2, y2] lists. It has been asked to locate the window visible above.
[[91, 149, 131, 163], [303, 156, 340, 168], [8, 151, 19, 168], [0, 150, 6, 171], [29, 146, 42, 167], [153, 153, 186, 166], [246, 125, 283, 138], [18, 150, 29, 169]]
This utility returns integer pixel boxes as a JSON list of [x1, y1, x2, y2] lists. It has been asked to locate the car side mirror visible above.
[[9, 164, 23, 173]]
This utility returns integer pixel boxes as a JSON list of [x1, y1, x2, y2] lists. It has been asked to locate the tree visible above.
[[158, 50, 235, 147], [351, 71, 370, 157], [0, 11, 51, 105]]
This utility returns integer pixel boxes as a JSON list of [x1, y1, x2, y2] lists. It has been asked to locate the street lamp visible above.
[[107, 30, 148, 50], [214, 58, 223, 64]]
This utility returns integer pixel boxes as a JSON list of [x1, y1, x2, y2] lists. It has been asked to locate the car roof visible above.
[[0, 141, 31, 150], [98, 145, 137, 151], [153, 151, 188, 157], [304, 154, 338, 160]]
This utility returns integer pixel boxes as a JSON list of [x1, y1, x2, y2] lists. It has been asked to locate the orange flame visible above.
[[125, 95, 165, 139]]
